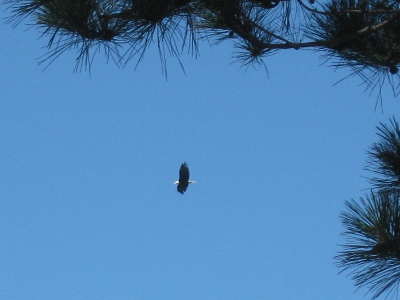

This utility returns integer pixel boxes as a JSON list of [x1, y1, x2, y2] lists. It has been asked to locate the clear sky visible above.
[[1, 7, 400, 300]]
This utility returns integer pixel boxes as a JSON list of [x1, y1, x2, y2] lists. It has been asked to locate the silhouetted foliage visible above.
[[337, 117, 400, 299], [366, 117, 400, 189], [336, 189, 400, 299], [3, 0, 400, 96]]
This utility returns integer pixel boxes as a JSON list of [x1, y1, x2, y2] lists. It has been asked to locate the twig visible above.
[[297, 0, 398, 16]]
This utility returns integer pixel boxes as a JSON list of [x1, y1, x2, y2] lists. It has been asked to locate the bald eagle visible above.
[[174, 162, 196, 194]]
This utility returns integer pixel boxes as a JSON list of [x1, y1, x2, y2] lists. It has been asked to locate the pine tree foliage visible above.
[[366, 117, 400, 189], [3, 0, 400, 95], [337, 118, 400, 299], [307, 0, 400, 99], [336, 190, 400, 299], [310, 0, 400, 75]]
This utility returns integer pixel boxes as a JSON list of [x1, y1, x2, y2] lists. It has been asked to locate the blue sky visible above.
[[1, 7, 400, 300]]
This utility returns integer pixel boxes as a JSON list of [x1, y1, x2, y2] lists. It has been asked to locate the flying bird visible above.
[[174, 162, 196, 194]]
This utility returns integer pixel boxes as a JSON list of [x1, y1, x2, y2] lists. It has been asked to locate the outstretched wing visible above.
[[177, 162, 190, 194]]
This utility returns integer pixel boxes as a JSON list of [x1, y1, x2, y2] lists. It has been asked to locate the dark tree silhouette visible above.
[[3, 0, 400, 95], [337, 117, 400, 299], [336, 190, 400, 299], [366, 117, 400, 189]]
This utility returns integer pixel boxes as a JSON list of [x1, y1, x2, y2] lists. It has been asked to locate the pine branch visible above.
[[366, 117, 400, 190], [297, 0, 398, 16], [3, 0, 400, 98], [336, 189, 400, 299]]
